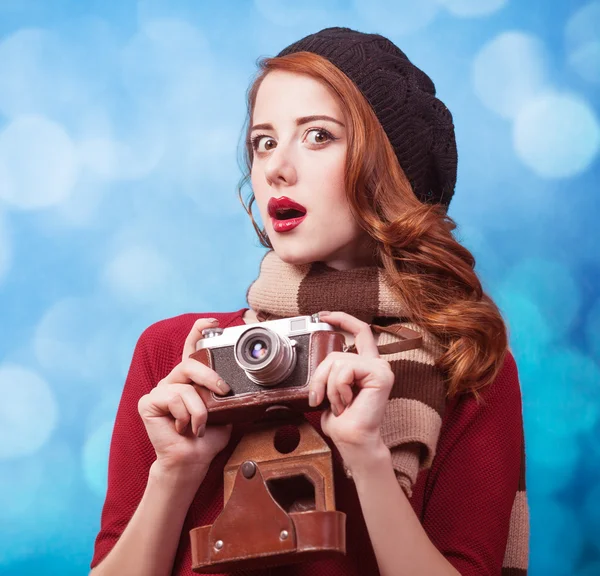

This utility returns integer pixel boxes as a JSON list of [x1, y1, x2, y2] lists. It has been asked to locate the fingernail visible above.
[[318, 311, 332, 319], [217, 379, 231, 394], [206, 318, 218, 324], [331, 405, 340, 417], [308, 390, 317, 407], [197, 424, 206, 437], [340, 395, 348, 407]]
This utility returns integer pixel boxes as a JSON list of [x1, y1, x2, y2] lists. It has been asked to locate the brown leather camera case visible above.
[[189, 413, 346, 573]]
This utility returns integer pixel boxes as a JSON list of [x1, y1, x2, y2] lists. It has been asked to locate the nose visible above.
[[263, 140, 297, 188]]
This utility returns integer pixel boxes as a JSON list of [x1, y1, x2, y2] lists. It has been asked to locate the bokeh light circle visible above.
[[0, 28, 61, 118], [82, 420, 114, 498], [0, 442, 77, 565], [103, 245, 175, 306], [0, 115, 78, 209], [495, 289, 552, 366], [33, 296, 120, 381], [0, 364, 58, 459], [473, 31, 548, 119], [121, 18, 212, 112], [513, 91, 600, 178], [499, 258, 581, 339], [78, 136, 163, 181]]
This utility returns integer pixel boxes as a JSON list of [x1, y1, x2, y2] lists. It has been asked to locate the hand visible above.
[[137, 318, 233, 477], [308, 311, 394, 459]]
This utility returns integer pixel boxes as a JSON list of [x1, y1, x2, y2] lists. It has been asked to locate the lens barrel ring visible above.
[[234, 326, 297, 386]]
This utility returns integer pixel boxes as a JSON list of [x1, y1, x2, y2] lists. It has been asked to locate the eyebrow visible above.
[[250, 115, 345, 133]]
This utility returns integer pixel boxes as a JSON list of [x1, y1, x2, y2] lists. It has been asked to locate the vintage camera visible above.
[[189, 314, 345, 425]]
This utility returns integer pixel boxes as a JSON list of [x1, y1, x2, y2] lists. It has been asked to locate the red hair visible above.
[[237, 52, 509, 400]]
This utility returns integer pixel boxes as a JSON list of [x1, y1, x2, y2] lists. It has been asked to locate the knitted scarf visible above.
[[245, 250, 529, 574], [245, 249, 448, 498]]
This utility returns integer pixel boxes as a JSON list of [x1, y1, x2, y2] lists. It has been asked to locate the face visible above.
[[250, 70, 374, 270]]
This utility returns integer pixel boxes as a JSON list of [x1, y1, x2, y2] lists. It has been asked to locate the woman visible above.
[[90, 27, 529, 576]]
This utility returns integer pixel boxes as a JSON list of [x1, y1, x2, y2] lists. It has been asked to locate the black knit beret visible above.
[[277, 26, 458, 209]]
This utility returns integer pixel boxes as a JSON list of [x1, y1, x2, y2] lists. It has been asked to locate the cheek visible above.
[[328, 152, 348, 197], [326, 161, 351, 215]]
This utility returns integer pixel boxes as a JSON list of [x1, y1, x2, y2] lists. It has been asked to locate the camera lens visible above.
[[234, 327, 297, 386], [244, 338, 269, 363]]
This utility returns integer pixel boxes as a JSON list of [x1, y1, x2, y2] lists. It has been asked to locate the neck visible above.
[[320, 238, 379, 271], [242, 308, 260, 324]]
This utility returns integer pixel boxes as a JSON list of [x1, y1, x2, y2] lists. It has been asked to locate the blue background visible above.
[[0, 1, 598, 574]]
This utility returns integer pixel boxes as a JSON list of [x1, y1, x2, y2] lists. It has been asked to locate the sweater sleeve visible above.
[[90, 321, 175, 569], [420, 350, 528, 576]]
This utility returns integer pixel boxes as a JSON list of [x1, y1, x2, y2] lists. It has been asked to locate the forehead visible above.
[[253, 70, 342, 121]]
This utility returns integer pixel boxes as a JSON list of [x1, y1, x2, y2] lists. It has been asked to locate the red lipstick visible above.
[[268, 197, 307, 233]]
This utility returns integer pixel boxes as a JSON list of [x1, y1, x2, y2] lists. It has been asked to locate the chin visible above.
[[270, 243, 321, 267], [272, 250, 314, 267]]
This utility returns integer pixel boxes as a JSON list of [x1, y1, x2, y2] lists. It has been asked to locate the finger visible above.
[[177, 385, 209, 436], [318, 311, 379, 358], [182, 317, 219, 361], [335, 364, 356, 410], [146, 384, 208, 436], [326, 360, 348, 417], [161, 358, 231, 395], [308, 355, 334, 408], [167, 393, 191, 434]]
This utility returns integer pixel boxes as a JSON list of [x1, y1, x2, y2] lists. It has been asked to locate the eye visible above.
[[306, 128, 334, 145], [250, 127, 337, 154], [251, 134, 276, 153]]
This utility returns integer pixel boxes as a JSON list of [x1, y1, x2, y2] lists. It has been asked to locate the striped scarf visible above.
[[246, 250, 529, 574], [245, 249, 447, 498]]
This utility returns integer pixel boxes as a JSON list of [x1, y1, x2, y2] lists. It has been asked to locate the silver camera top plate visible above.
[[195, 315, 336, 351]]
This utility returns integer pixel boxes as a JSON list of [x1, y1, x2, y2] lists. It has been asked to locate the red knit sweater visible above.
[[91, 308, 526, 575]]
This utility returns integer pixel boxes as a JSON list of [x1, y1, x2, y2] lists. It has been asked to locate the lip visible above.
[[271, 214, 307, 233], [267, 196, 307, 218], [268, 196, 307, 234]]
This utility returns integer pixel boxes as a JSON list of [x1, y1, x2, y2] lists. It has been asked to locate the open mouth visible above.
[[267, 197, 307, 221], [273, 207, 306, 220]]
